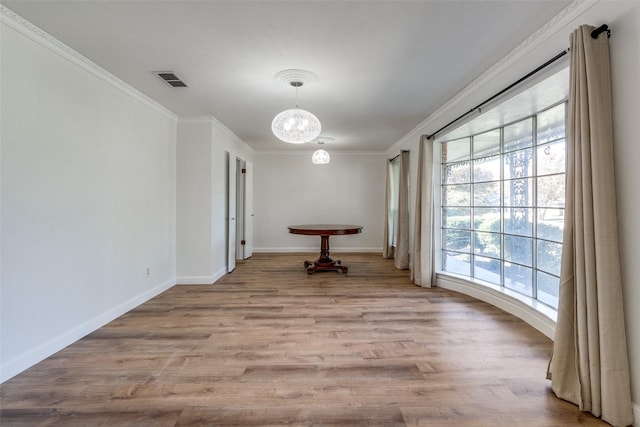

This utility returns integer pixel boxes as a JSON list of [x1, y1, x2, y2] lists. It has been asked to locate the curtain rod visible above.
[[591, 24, 610, 39], [425, 50, 568, 140], [389, 149, 409, 162], [426, 24, 610, 140]]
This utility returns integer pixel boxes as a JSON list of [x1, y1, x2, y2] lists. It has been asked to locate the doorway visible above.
[[227, 154, 253, 272]]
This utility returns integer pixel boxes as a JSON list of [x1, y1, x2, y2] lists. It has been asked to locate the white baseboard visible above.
[[176, 266, 227, 285], [254, 247, 381, 253], [436, 274, 556, 340], [0, 277, 176, 383]]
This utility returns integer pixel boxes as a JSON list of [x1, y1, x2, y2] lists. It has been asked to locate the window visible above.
[[440, 102, 566, 309], [387, 156, 401, 249]]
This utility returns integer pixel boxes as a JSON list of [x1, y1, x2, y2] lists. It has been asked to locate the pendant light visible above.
[[312, 148, 330, 164], [272, 70, 321, 144], [312, 137, 333, 164]]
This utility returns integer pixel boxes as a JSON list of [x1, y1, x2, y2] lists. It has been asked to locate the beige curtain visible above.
[[394, 150, 410, 269], [411, 136, 435, 287], [547, 25, 634, 427], [382, 160, 394, 259]]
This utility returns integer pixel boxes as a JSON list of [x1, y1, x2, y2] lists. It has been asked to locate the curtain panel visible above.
[[411, 135, 435, 287], [382, 160, 394, 259], [547, 25, 634, 427], [394, 150, 410, 269]]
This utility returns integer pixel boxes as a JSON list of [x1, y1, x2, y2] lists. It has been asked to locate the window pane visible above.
[[473, 208, 500, 231], [504, 148, 534, 179], [442, 138, 470, 163], [504, 118, 532, 151], [537, 270, 559, 309], [443, 207, 470, 229], [444, 229, 470, 252], [504, 178, 533, 206], [537, 208, 564, 242], [537, 103, 565, 144], [388, 208, 397, 247], [474, 231, 500, 258], [537, 174, 565, 208], [443, 161, 470, 184], [474, 182, 500, 206], [440, 99, 567, 312], [504, 262, 533, 297], [473, 155, 501, 182], [537, 240, 562, 276], [443, 184, 470, 206], [473, 130, 500, 158], [443, 251, 470, 276], [474, 256, 501, 285], [504, 207, 533, 236], [504, 235, 532, 266], [537, 139, 565, 176]]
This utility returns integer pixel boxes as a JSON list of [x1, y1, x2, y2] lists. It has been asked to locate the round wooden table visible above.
[[288, 224, 363, 274]]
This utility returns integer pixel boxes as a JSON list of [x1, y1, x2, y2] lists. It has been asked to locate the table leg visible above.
[[305, 235, 348, 274], [319, 235, 332, 263]]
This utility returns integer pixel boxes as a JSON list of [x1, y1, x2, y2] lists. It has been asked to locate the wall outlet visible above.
[[146, 267, 150, 278]]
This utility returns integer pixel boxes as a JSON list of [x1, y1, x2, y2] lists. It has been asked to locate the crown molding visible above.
[[179, 116, 254, 153], [178, 116, 217, 124], [210, 116, 254, 154], [1, 5, 177, 121], [254, 150, 385, 156], [388, 0, 598, 153]]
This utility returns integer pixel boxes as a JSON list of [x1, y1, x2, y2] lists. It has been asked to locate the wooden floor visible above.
[[1, 253, 608, 426]]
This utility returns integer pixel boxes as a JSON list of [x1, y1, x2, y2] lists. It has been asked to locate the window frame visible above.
[[437, 100, 567, 310]]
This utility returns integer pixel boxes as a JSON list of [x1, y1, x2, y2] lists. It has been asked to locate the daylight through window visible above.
[[440, 102, 566, 309]]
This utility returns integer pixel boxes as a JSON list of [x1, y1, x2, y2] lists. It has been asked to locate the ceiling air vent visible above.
[[153, 71, 188, 88]]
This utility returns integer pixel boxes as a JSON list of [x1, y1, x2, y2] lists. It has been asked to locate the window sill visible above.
[[435, 272, 557, 340]]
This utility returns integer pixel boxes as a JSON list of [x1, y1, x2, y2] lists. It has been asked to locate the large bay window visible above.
[[440, 102, 566, 309]]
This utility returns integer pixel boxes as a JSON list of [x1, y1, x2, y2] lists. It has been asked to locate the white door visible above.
[[227, 152, 236, 272], [244, 160, 254, 259], [236, 158, 246, 259]]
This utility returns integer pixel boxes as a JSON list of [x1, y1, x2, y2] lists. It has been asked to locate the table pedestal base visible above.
[[304, 259, 348, 274], [304, 235, 348, 274]]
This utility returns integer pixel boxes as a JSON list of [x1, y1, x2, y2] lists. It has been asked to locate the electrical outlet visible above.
[[146, 267, 150, 278]]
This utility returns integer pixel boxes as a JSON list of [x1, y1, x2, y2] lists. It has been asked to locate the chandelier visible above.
[[271, 70, 321, 144], [312, 148, 330, 164], [312, 137, 333, 164]]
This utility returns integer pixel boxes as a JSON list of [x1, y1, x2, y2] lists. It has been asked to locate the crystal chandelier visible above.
[[272, 71, 321, 144]]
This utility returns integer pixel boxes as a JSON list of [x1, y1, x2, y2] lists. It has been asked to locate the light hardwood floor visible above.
[[1, 253, 608, 426]]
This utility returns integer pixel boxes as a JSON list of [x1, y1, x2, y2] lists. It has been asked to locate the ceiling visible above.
[[2, 0, 572, 152]]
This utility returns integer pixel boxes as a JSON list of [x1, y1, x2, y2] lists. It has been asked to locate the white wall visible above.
[[387, 0, 640, 416], [176, 121, 214, 281], [1, 19, 177, 381], [253, 152, 385, 252], [609, 1, 640, 417], [176, 118, 254, 284]]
